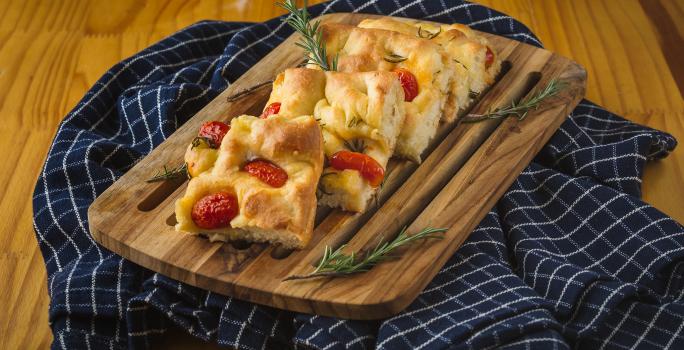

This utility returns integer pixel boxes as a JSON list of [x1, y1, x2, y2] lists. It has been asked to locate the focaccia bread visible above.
[[175, 114, 324, 249], [184, 120, 231, 177], [315, 23, 454, 162], [266, 68, 405, 212], [358, 18, 502, 113]]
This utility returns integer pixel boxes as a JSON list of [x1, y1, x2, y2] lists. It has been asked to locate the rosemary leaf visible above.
[[191, 136, 216, 150], [277, 0, 335, 71], [417, 26, 441, 39], [463, 79, 566, 124], [146, 163, 189, 183], [453, 59, 468, 71], [283, 226, 448, 281], [346, 116, 362, 128], [343, 139, 366, 153], [384, 53, 407, 63]]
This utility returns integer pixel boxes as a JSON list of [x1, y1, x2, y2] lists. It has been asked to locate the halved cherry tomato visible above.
[[329, 150, 384, 187], [243, 159, 288, 188], [261, 102, 281, 119], [198, 121, 230, 148], [485, 47, 494, 69], [392, 68, 419, 102], [191, 192, 239, 229]]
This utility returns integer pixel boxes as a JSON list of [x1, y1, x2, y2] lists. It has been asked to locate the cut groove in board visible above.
[[88, 13, 586, 320], [137, 177, 185, 211]]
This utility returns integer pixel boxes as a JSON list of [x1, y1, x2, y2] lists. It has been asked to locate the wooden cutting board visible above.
[[88, 13, 586, 320]]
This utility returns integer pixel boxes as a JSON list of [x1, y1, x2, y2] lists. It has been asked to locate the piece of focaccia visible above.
[[358, 18, 502, 113], [175, 114, 324, 249], [266, 68, 405, 212], [316, 23, 453, 162]]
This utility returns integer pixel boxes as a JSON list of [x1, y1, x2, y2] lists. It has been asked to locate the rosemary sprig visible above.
[[453, 59, 468, 71], [384, 53, 407, 63], [277, 0, 337, 71], [146, 163, 189, 183], [344, 138, 366, 153], [463, 79, 565, 123], [346, 116, 362, 128], [417, 26, 441, 39], [284, 226, 448, 281], [226, 80, 274, 102]]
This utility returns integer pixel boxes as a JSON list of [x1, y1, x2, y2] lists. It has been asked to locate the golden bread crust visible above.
[[318, 23, 452, 161], [267, 68, 405, 212], [176, 115, 324, 248], [358, 18, 502, 122], [266, 68, 326, 118]]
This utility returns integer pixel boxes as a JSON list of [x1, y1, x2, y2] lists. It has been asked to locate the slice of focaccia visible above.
[[266, 68, 405, 212], [175, 114, 324, 249], [316, 23, 453, 162], [358, 18, 502, 115]]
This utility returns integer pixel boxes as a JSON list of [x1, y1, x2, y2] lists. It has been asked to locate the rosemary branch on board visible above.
[[462, 79, 565, 123], [284, 226, 448, 281], [146, 163, 189, 183], [277, 0, 337, 71], [226, 80, 274, 102]]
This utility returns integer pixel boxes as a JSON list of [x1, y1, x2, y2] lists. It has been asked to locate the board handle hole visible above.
[[518, 71, 543, 101], [271, 246, 294, 259], [138, 177, 185, 212], [499, 60, 512, 78], [231, 240, 252, 250]]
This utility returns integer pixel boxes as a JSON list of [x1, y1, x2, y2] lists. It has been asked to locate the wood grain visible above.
[[0, 0, 681, 348], [88, 12, 587, 320]]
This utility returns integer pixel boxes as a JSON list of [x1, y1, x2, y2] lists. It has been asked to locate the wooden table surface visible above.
[[1, 0, 682, 348]]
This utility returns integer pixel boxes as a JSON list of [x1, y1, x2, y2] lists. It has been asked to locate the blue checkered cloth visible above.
[[32, 0, 684, 349]]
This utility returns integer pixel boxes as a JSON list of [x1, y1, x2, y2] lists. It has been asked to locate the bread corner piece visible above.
[[175, 114, 324, 249]]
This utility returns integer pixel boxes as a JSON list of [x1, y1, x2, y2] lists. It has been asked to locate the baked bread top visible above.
[[358, 18, 502, 96], [175, 114, 324, 248], [266, 68, 405, 212], [315, 23, 453, 162]]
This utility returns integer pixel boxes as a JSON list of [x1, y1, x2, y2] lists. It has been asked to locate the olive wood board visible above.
[[88, 13, 586, 320]]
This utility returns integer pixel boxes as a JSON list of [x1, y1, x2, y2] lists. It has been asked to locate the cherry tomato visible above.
[[392, 68, 419, 102], [329, 150, 384, 187], [191, 192, 239, 229], [261, 102, 281, 119], [485, 46, 494, 69], [243, 159, 288, 188], [198, 121, 230, 148]]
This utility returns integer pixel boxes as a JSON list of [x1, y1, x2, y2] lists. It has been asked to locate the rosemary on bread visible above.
[[284, 226, 447, 281], [277, 0, 337, 71]]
